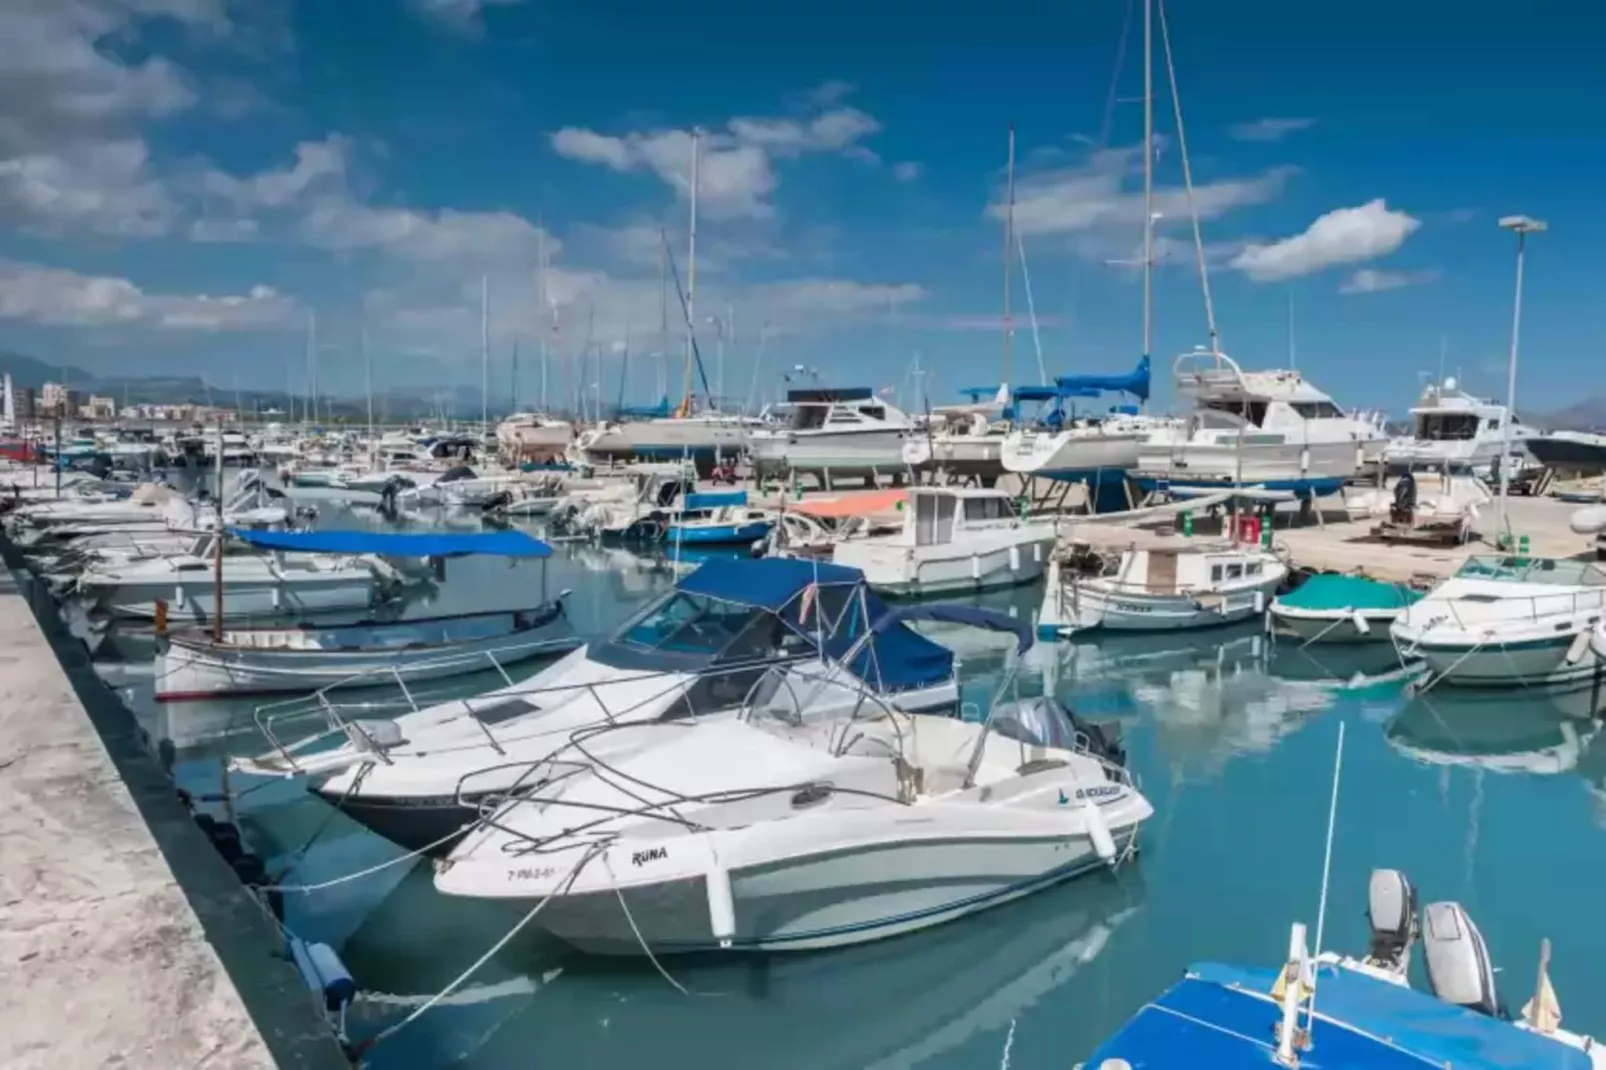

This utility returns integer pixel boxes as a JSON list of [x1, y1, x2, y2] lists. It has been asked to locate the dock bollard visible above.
[[1518, 533, 1530, 559], [1180, 509, 1192, 537]]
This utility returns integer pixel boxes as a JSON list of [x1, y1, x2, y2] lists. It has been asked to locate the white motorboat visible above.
[[153, 529, 575, 700], [1037, 539, 1287, 636], [1267, 573, 1423, 644], [1392, 555, 1606, 688], [496, 411, 573, 464], [1135, 350, 1386, 493], [576, 411, 752, 470], [826, 487, 1057, 597], [568, 464, 698, 539], [749, 387, 915, 487], [230, 557, 967, 854], [398, 465, 531, 509], [433, 613, 1151, 954], [1384, 377, 1536, 474], [1527, 429, 1606, 474], [901, 387, 1010, 482]]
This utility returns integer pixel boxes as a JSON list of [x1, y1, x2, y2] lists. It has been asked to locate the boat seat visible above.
[[921, 765, 971, 795]]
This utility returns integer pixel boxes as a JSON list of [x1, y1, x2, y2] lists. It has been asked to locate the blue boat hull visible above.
[[668, 521, 771, 545]]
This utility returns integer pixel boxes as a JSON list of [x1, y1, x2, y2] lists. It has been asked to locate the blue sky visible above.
[[1, 0, 1600, 416]]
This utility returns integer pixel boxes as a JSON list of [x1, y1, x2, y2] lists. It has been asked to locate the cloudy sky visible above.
[[0, 0, 1600, 413]]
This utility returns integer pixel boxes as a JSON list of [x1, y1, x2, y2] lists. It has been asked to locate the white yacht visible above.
[[1526, 429, 1606, 474], [1037, 539, 1287, 636], [1384, 377, 1536, 473], [1135, 350, 1386, 493], [749, 387, 915, 487], [575, 411, 752, 470], [434, 613, 1150, 955], [1391, 555, 1606, 689], [230, 558, 966, 854], [826, 487, 1057, 597]]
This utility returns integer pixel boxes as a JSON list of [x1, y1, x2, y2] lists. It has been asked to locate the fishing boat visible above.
[[1134, 350, 1386, 496], [230, 558, 966, 854], [826, 486, 1057, 597], [434, 607, 1151, 954], [153, 530, 576, 700], [748, 387, 916, 487], [1390, 556, 1606, 688], [1037, 539, 1287, 637], [1268, 573, 1423, 644], [1081, 868, 1604, 1069], [665, 490, 773, 546]]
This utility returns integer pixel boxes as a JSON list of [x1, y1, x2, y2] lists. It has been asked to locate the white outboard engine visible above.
[[1363, 868, 1419, 974], [1421, 900, 1500, 1017]]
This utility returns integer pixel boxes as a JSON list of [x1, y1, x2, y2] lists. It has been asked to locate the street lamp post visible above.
[[1495, 214, 1546, 544]]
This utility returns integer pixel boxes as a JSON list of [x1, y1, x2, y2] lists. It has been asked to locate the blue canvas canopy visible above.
[[616, 398, 672, 418], [1086, 960, 1589, 1070], [872, 603, 1033, 654], [228, 528, 553, 559], [1055, 354, 1151, 403]]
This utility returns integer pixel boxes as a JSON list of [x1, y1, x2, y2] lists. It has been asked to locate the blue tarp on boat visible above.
[[683, 490, 748, 511], [1055, 354, 1151, 403], [1278, 573, 1421, 611], [1086, 960, 1590, 1070], [228, 528, 553, 559]]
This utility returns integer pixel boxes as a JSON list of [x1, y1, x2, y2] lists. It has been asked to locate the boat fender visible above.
[[971, 554, 981, 580], [290, 936, 359, 1011], [1081, 798, 1118, 862], [706, 860, 737, 949], [1422, 900, 1500, 1017], [1253, 590, 1265, 614], [1350, 608, 1372, 635], [1565, 630, 1591, 665], [1010, 545, 1021, 571]]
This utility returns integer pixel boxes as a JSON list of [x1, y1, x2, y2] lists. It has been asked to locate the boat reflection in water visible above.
[[334, 865, 1143, 1069], [1385, 685, 1606, 777]]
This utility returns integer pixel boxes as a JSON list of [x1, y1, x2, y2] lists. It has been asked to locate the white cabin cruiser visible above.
[[749, 387, 915, 487], [1136, 350, 1385, 494], [1037, 539, 1287, 636], [826, 487, 1056, 597], [434, 609, 1150, 954], [231, 558, 965, 854], [1392, 555, 1606, 689], [1385, 377, 1536, 474]]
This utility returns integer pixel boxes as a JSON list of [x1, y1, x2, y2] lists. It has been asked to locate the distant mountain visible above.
[[1533, 394, 1606, 432], [0, 351, 95, 390]]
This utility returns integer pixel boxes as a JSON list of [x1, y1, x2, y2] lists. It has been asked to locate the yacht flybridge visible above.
[[1135, 350, 1386, 494], [434, 605, 1150, 954], [748, 387, 916, 487], [231, 558, 965, 854]]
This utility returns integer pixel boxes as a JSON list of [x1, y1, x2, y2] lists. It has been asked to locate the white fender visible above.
[[1564, 630, 1591, 665], [706, 860, 736, 949], [1350, 608, 1371, 635], [1081, 798, 1117, 862]]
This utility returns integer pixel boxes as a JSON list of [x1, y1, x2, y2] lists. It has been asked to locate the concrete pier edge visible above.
[[0, 538, 349, 1069]]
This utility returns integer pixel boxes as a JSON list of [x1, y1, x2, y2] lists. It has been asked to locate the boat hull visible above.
[[582, 420, 748, 467], [1002, 429, 1144, 482], [903, 433, 1008, 481], [1268, 605, 1403, 644], [832, 531, 1057, 598], [750, 429, 910, 479], [668, 521, 771, 546], [87, 575, 380, 621], [528, 832, 1138, 955], [1040, 574, 1284, 635], [1135, 439, 1366, 489], [154, 608, 576, 700], [1406, 633, 1606, 688]]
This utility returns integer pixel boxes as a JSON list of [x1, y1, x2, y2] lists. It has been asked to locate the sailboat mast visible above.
[[1001, 125, 1016, 389], [480, 274, 490, 431], [1141, 0, 1154, 381], [362, 316, 373, 442], [658, 229, 669, 402], [682, 129, 700, 411]]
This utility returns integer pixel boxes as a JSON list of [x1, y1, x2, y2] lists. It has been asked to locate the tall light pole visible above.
[[1496, 214, 1546, 543]]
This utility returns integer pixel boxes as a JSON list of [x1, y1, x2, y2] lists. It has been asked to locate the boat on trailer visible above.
[[154, 529, 577, 700]]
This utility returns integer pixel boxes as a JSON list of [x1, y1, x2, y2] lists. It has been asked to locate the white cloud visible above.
[[748, 278, 924, 320], [1231, 199, 1420, 282], [0, 138, 177, 237], [0, 260, 299, 331], [201, 136, 347, 211], [1339, 267, 1440, 295], [892, 161, 922, 182], [189, 216, 261, 243], [1228, 117, 1316, 143], [300, 199, 554, 265], [409, 0, 524, 31], [549, 87, 884, 220]]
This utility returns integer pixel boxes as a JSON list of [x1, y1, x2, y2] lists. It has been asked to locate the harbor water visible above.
[[100, 501, 1606, 1069]]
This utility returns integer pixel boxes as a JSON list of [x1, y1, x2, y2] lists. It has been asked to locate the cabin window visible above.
[[827, 411, 863, 424], [1246, 561, 1262, 575], [915, 493, 958, 546], [792, 406, 830, 431], [470, 696, 542, 726], [1416, 412, 1478, 441], [1290, 401, 1345, 419], [1226, 563, 1244, 579], [859, 406, 885, 420], [1210, 564, 1224, 582], [963, 497, 1008, 522]]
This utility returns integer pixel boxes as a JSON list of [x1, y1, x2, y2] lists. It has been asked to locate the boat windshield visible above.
[[608, 590, 810, 667], [1416, 412, 1480, 441], [1456, 556, 1606, 587]]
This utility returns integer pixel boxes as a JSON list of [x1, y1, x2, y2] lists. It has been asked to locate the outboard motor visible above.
[[1422, 900, 1500, 1017], [1391, 471, 1417, 525], [1363, 868, 1418, 973]]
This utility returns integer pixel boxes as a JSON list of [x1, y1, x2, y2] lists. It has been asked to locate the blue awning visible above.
[[228, 528, 553, 559], [676, 557, 864, 610], [872, 603, 1033, 654], [684, 490, 748, 510]]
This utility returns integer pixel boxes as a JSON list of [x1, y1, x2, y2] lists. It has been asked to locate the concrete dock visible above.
[[0, 559, 347, 1068]]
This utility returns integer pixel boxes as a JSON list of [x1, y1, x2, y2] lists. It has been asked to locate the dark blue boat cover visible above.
[[228, 527, 553, 559], [1086, 960, 1590, 1070]]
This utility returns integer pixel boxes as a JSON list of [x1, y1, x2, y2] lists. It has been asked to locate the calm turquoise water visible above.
[[106, 505, 1606, 1068]]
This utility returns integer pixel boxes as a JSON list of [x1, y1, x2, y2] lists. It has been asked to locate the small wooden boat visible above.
[[154, 600, 577, 701], [1268, 573, 1423, 644]]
